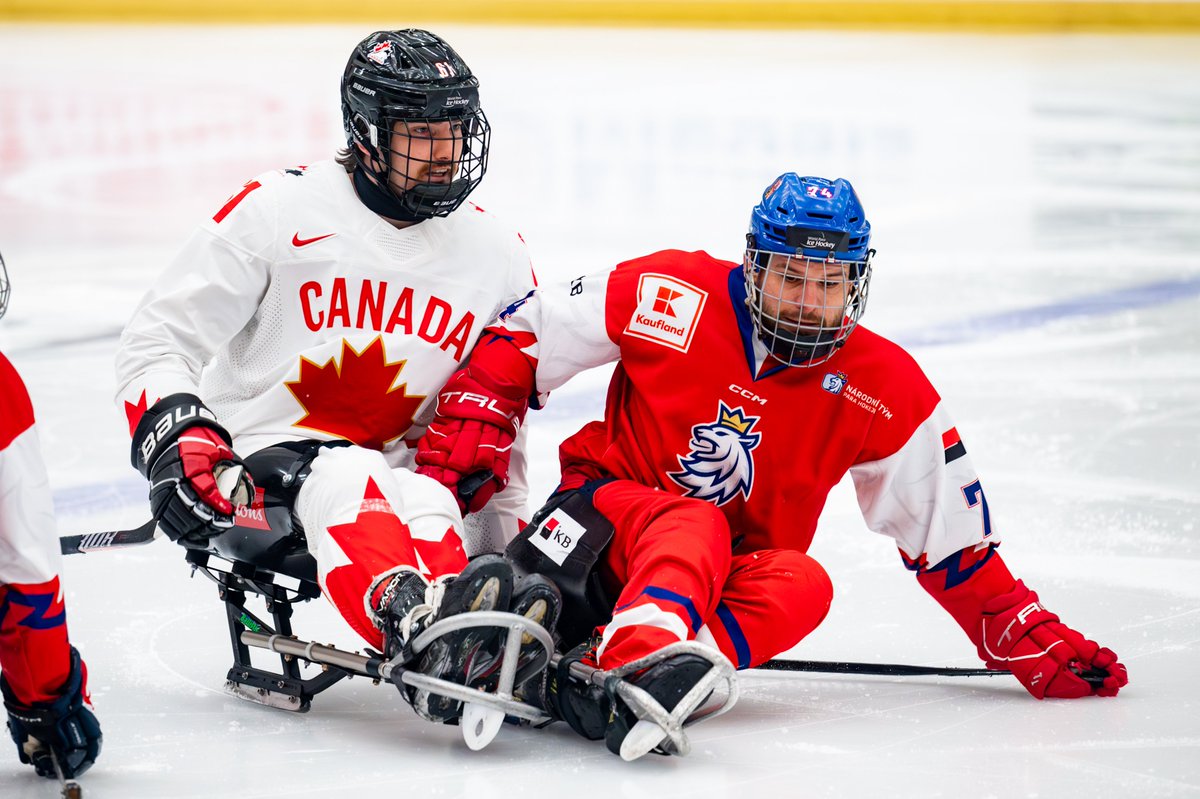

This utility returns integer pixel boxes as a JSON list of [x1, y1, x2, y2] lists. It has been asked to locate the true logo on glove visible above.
[[440, 390, 521, 424], [1017, 601, 1044, 625]]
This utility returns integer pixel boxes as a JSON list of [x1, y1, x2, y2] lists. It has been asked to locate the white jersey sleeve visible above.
[[487, 269, 621, 394], [849, 401, 1000, 567], [114, 175, 276, 415]]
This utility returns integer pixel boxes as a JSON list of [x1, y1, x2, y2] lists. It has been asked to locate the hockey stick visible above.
[[50, 748, 83, 799], [60, 466, 246, 555], [59, 518, 158, 556], [755, 659, 1003, 678], [756, 658, 1111, 687]]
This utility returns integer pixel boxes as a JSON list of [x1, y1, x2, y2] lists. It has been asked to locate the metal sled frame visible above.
[[185, 548, 347, 712], [185, 548, 557, 748]]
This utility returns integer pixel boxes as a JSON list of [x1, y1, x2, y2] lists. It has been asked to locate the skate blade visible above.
[[223, 679, 305, 712], [461, 701, 506, 751], [620, 719, 673, 762]]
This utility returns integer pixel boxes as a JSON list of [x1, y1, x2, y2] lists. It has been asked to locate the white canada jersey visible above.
[[115, 161, 537, 539]]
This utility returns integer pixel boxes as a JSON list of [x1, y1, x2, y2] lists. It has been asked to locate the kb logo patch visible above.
[[529, 509, 585, 566]]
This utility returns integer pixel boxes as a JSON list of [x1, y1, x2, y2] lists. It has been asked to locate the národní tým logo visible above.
[[668, 402, 762, 506], [822, 371, 847, 395]]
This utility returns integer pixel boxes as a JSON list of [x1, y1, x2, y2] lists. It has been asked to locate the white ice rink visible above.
[[1, 22, 1198, 798]]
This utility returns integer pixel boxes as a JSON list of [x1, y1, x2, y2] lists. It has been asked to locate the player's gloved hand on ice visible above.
[[131, 393, 254, 545], [2, 647, 102, 779], [416, 368, 528, 514], [978, 580, 1128, 699]]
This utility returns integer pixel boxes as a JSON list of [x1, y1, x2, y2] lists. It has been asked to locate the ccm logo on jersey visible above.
[[729, 384, 767, 405], [625, 274, 707, 353], [529, 510, 585, 566]]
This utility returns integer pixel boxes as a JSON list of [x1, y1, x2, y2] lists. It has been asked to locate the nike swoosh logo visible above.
[[292, 232, 336, 247]]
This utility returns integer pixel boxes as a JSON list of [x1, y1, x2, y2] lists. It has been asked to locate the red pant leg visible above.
[[591, 480, 732, 670], [699, 549, 833, 669], [0, 577, 73, 704]]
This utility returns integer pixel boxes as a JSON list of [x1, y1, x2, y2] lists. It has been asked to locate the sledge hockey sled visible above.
[[183, 538, 556, 749], [183, 530, 737, 758], [178, 445, 557, 751]]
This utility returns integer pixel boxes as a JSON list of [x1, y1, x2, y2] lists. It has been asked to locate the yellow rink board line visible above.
[[3, 1, 1200, 33]]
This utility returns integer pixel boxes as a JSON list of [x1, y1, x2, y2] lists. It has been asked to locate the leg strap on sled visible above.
[[506, 478, 617, 649]]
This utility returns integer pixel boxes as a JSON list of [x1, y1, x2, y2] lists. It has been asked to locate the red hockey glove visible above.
[[416, 369, 528, 515], [978, 581, 1128, 699]]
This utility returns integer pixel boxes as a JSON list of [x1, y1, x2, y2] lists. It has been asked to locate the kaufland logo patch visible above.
[[529, 509, 585, 566], [625, 273, 707, 353]]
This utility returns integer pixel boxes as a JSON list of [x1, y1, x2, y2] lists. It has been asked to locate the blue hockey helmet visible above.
[[743, 174, 874, 366], [748, 174, 871, 261]]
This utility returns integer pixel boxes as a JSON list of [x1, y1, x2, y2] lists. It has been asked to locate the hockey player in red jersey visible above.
[[115, 31, 557, 723], [417, 172, 1129, 757], [0, 252, 103, 779]]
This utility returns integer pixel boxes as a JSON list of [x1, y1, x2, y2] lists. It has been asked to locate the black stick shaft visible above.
[[755, 659, 1005, 677], [60, 519, 158, 555]]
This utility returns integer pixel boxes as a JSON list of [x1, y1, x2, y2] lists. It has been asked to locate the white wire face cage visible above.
[[352, 109, 491, 218], [742, 248, 874, 367], [0, 251, 10, 322]]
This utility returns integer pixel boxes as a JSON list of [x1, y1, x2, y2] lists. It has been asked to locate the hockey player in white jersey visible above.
[[1, 253, 103, 781], [115, 30, 557, 723]]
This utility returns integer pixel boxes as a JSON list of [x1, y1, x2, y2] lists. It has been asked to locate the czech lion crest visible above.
[[668, 402, 762, 506]]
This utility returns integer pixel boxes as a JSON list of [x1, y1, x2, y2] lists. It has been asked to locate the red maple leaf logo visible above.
[[123, 390, 150, 435], [322, 476, 466, 647], [285, 337, 426, 450]]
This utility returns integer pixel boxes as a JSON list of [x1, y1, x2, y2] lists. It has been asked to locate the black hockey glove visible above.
[[2, 647, 102, 779], [132, 393, 254, 546]]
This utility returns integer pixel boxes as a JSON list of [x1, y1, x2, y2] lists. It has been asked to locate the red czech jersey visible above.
[[0, 351, 72, 705], [485, 250, 999, 566]]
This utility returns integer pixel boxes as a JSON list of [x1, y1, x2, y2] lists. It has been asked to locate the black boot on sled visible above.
[[376, 554, 513, 722]]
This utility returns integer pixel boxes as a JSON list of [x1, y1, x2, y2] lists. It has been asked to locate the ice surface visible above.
[[0, 23, 1198, 797]]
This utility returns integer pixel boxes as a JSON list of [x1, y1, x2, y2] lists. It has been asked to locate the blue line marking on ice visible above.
[[53, 478, 146, 520], [896, 274, 1200, 348], [50, 274, 1200, 517]]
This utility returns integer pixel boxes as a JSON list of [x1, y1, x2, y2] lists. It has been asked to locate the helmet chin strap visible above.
[[763, 329, 839, 366], [352, 167, 425, 223]]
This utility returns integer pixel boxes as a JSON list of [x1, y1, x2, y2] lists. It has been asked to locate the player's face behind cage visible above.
[[357, 112, 490, 211], [743, 249, 872, 367]]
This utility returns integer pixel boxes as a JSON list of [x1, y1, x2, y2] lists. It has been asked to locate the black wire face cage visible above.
[[742, 248, 874, 367], [0, 251, 10, 321], [352, 108, 490, 219]]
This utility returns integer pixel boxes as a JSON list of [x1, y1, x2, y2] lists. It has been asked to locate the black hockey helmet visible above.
[[341, 30, 490, 219], [0, 250, 10, 321]]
